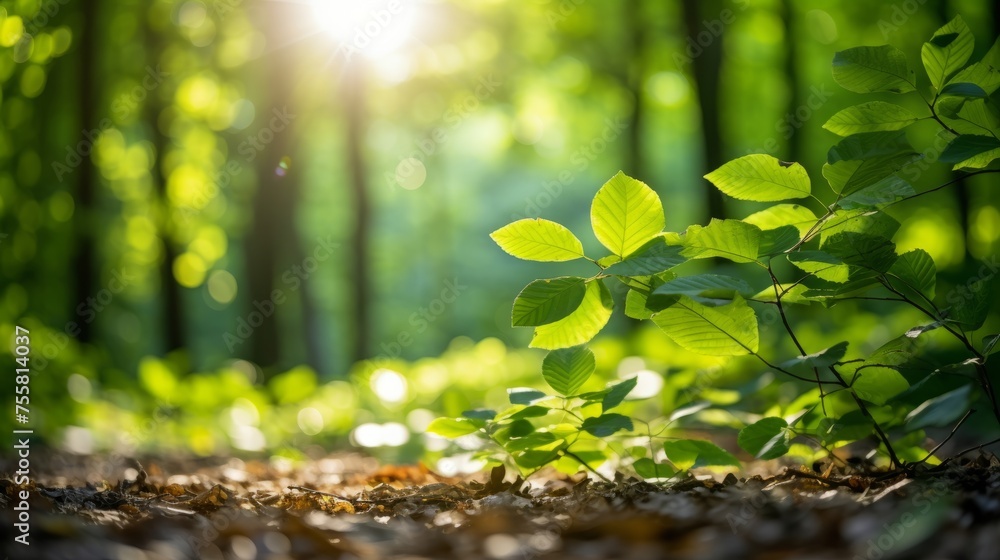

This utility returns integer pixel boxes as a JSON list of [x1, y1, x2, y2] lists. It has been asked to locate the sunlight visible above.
[[310, 0, 420, 60]]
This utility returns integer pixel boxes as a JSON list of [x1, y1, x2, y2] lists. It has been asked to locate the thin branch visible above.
[[912, 408, 975, 466]]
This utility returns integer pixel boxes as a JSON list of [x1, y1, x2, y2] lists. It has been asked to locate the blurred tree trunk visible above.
[[780, 0, 803, 165], [73, 0, 98, 343], [344, 63, 372, 364], [937, 0, 970, 259], [624, 0, 647, 179], [245, 11, 324, 374], [681, 0, 726, 220], [144, 17, 184, 353]]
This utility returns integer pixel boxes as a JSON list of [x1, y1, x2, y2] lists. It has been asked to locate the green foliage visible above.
[[429, 17, 1000, 481]]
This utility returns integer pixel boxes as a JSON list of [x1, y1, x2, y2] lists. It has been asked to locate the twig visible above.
[[912, 408, 975, 466], [287, 485, 373, 503]]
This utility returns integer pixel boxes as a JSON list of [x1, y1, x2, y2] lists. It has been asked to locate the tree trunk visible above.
[[780, 0, 803, 165], [344, 63, 372, 364], [681, 0, 727, 220], [73, 0, 99, 343]]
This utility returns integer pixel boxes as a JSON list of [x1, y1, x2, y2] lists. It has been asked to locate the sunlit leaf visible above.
[[823, 102, 918, 136], [490, 218, 585, 262], [782, 341, 849, 370], [939, 135, 1000, 170], [651, 273, 755, 299], [743, 204, 817, 236], [652, 295, 759, 356], [833, 45, 916, 94], [822, 232, 897, 273], [682, 219, 762, 264], [851, 366, 909, 405], [530, 280, 614, 350], [602, 377, 638, 411], [541, 346, 595, 396], [508, 388, 549, 405], [922, 16, 974, 90], [759, 225, 800, 256], [633, 458, 677, 479], [889, 249, 936, 299], [427, 417, 484, 438], [704, 154, 810, 201], [604, 236, 685, 277], [591, 171, 665, 257], [512, 277, 588, 327], [788, 250, 850, 283]]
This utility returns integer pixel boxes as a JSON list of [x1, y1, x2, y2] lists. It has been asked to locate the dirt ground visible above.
[[2, 451, 1000, 560]]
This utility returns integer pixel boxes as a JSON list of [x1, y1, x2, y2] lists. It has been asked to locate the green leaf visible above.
[[738, 418, 791, 460], [833, 45, 916, 94], [625, 289, 655, 320], [652, 273, 754, 299], [758, 225, 800, 256], [505, 432, 556, 452], [514, 449, 561, 469], [490, 218, 585, 262], [542, 346, 595, 396], [948, 59, 1000, 96], [663, 439, 740, 470], [822, 232, 897, 273], [704, 154, 811, 201], [951, 275, 994, 330], [851, 366, 909, 405], [905, 385, 972, 430], [837, 175, 915, 209], [530, 279, 614, 350], [508, 388, 548, 405], [743, 204, 817, 236], [602, 377, 638, 411], [823, 102, 919, 136], [652, 295, 759, 356], [462, 409, 497, 420], [787, 251, 850, 283], [581, 413, 633, 437], [819, 209, 900, 245], [922, 16, 975, 90], [682, 219, 762, 264], [823, 155, 918, 198], [498, 405, 551, 421], [939, 82, 988, 98], [939, 135, 1000, 170], [984, 334, 1000, 356], [781, 341, 849, 370], [427, 417, 484, 438], [604, 236, 685, 276], [828, 131, 914, 162], [512, 277, 588, 327], [591, 171, 665, 257], [633, 458, 677, 479], [889, 249, 936, 299]]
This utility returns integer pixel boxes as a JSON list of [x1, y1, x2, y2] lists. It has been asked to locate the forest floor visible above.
[[2, 451, 1000, 559]]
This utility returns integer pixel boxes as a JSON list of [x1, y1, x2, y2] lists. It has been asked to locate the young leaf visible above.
[[823, 102, 919, 136], [581, 413, 633, 437], [591, 171, 665, 257], [542, 346, 595, 396], [426, 417, 484, 438], [508, 388, 549, 405], [922, 16, 975, 90], [889, 249, 936, 299], [704, 154, 810, 201], [743, 204, 817, 236], [530, 280, 614, 350], [651, 273, 754, 299], [682, 219, 762, 264], [514, 449, 562, 469], [758, 225, 800, 256], [737, 418, 791, 460], [663, 439, 740, 470], [633, 458, 676, 479], [832, 45, 916, 94], [905, 385, 972, 430], [625, 289, 655, 320], [490, 218, 585, 262], [505, 432, 556, 452], [652, 295, 759, 356], [603, 236, 685, 276], [511, 277, 588, 327]]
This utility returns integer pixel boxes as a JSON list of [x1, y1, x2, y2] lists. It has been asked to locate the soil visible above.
[[3, 451, 1000, 559]]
